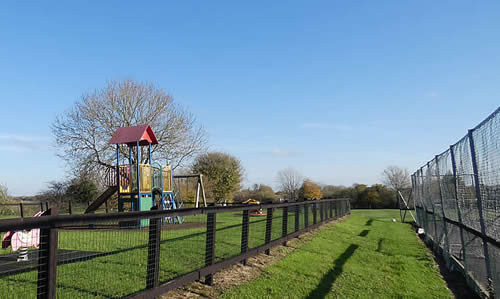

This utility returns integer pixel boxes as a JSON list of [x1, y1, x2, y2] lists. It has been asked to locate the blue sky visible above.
[[0, 1, 499, 196]]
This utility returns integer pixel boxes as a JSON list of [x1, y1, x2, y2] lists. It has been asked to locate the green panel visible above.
[[140, 196, 153, 227]]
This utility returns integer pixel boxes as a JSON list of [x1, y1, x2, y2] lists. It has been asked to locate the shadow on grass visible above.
[[305, 244, 359, 299], [358, 230, 370, 237], [365, 219, 374, 226], [376, 238, 384, 252]]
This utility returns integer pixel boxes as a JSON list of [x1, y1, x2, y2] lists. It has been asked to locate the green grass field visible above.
[[0, 207, 316, 298], [220, 209, 453, 299]]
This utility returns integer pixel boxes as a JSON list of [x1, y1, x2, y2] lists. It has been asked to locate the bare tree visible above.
[[276, 168, 303, 201], [52, 79, 208, 178], [381, 166, 411, 191]]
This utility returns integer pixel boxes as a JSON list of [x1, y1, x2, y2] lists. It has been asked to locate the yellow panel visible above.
[[119, 164, 154, 193], [119, 165, 131, 193], [140, 164, 151, 192], [162, 165, 172, 192]]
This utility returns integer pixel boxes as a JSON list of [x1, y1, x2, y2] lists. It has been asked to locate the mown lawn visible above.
[[221, 209, 452, 299], [0, 206, 321, 298]]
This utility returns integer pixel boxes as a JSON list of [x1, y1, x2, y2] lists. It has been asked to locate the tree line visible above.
[[0, 79, 411, 212]]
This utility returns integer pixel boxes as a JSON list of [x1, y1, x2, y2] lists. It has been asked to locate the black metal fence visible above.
[[0, 198, 350, 298], [412, 106, 500, 298], [0, 202, 49, 218], [0, 201, 114, 218]]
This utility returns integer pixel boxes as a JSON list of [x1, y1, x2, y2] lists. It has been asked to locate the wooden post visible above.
[[19, 203, 24, 218], [37, 208, 58, 299], [318, 202, 321, 222], [45, 202, 49, 211], [313, 203, 317, 224], [240, 210, 249, 265], [146, 206, 161, 289], [265, 208, 273, 255], [204, 212, 216, 285], [294, 205, 300, 232], [40, 202, 44, 211], [304, 203, 309, 227], [68, 201, 72, 215], [282, 207, 288, 246]]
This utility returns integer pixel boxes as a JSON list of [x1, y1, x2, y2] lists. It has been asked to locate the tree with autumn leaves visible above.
[[299, 179, 322, 201]]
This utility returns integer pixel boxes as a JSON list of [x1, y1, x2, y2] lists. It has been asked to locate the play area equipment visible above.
[[242, 198, 267, 216], [173, 174, 208, 209], [398, 190, 416, 223], [2, 210, 45, 261], [84, 124, 207, 228]]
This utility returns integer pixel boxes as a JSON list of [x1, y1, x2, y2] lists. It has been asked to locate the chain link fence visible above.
[[413, 106, 500, 298]]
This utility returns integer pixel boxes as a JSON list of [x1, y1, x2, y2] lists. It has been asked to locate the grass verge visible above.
[[220, 209, 453, 299]]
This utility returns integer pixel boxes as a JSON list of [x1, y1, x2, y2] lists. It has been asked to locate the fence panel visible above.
[[413, 107, 500, 297], [0, 198, 350, 298]]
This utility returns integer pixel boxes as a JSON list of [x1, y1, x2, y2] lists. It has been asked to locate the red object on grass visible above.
[[250, 213, 267, 217]]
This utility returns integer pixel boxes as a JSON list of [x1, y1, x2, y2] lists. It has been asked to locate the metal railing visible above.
[[413, 106, 500, 298], [0, 202, 49, 218], [0, 198, 350, 298]]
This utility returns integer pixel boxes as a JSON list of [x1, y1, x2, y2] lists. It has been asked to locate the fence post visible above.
[[468, 130, 494, 293], [424, 163, 439, 248], [19, 203, 24, 218], [45, 202, 49, 211], [105, 200, 109, 213], [37, 208, 58, 299], [321, 202, 325, 222], [240, 209, 249, 265], [40, 202, 44, 212], [295, 205, 300, 232], [146, 206, 161, 289], [313, 203, 317, 225], [318, 202, 322, 222], [265, 208, 273, 255], [418, 168, 429, 239], [434, 155, 451, 265], [329, 201, 333, 219], [304, 203, 309, 228], [68, 201, 72, 215], [204, 212, 216, 285], [449, 145, 468, 270], [282, 206, 288, 246]]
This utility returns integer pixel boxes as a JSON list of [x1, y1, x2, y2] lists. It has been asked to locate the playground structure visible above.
[[242, 198, 267, 216], [172, 174, 208, 209], [84, 124, 207, 227], [398, 189, 416, 223]]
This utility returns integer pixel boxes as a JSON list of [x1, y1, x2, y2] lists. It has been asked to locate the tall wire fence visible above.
[[413, 106, 500, 298]]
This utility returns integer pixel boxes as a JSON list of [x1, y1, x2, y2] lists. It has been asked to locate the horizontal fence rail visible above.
[[0, 198, 351, 298], [0, 200, 113, 219], [412, 106, 500, 298]]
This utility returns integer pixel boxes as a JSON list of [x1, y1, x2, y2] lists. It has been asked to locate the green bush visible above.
[[0, 184, 16, 216]]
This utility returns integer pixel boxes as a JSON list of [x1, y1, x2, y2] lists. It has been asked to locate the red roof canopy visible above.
[[108, 124, 158, 146]]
